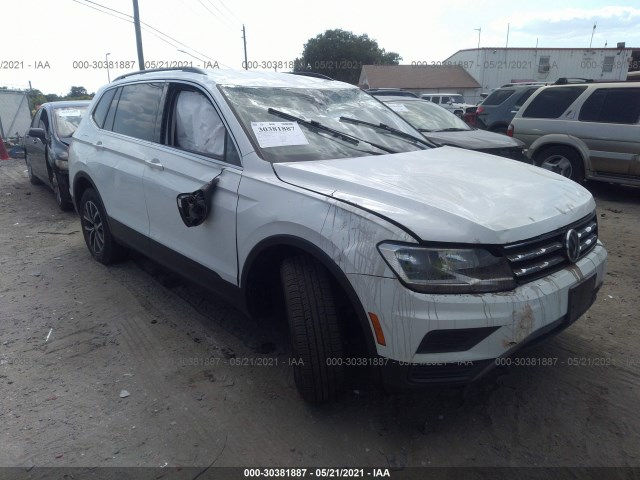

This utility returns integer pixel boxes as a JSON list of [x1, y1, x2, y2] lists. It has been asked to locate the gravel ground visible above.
[[0, 157, 639, 476]]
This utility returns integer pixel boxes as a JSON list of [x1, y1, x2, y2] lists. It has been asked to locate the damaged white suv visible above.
[[69, 68, 607, 402]]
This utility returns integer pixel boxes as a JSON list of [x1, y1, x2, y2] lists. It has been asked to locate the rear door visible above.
[[142, 83, 242, 285], [577, 87, 640, 176], [86, 82, 165, 243]]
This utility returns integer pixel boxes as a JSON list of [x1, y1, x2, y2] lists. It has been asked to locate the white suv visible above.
[[69, 68, 607, 402], [420, 93, 475, 117]]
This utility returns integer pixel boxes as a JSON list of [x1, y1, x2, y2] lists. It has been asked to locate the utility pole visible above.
[[589, 22, 597, 49], [132, 0, 145, 70], [242, 24, 248, 70]]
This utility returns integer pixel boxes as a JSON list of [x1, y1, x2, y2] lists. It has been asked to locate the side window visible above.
[[103, 88, 122, 132], [31, 108, 42, 128], [39, 109, 50, 132], [482, 89, 514, 106], [538, 56, 550, 73], [602, 56, 615, 73], [579, 88, 640, 124], [514, 88, 538, 109], [441, 96, 450, 104], [112, 83, 164, 142], [169, 89, 241, 166], [92, 88, 118, 129], [523, 86, 587, 119]]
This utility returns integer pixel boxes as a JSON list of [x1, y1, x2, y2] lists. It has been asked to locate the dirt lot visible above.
[[1, 157, 639, 474]]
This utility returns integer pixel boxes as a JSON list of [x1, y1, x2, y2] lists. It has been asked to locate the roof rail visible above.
[[500, 82, 548, 87], [113, 67, 207, 82], [553, 77, 594, 85], [287, 71, 334, 80]]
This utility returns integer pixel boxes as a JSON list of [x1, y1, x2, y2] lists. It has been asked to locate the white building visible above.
[[445, 46, 636, 103]]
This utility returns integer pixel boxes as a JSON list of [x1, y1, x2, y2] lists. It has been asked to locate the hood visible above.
[[272, 147, 595, 244], [422, 129, 524, 150]]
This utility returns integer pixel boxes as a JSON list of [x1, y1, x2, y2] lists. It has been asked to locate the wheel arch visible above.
[[529, 135, 591, 172], [72, 171, 99, 212], [240, 235, 378, 357]]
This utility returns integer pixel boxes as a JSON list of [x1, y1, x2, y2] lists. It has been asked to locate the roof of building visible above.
[[358, 65, 481, 89]]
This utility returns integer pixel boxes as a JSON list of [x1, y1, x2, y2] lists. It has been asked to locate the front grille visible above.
[[504, 213, 598, 284]]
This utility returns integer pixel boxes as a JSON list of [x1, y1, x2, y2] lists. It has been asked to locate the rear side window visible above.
[[92, 88, 117, 129], [482, 89, 514, 106], [112, 83, 164, 142], [579, 88, 640, 124], [523, 86, 587, 119], [514, 88, 538, 108]]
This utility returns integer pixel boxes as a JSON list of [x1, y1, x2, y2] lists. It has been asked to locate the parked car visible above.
[[69, 68, 607, 403], [378, 96, 528, 162], [24, 101, 90, 210], [366, 88, 418, 98], [471, 84, 546, 133], [509, 82, 640, 185], [420, 93, 475, 117]]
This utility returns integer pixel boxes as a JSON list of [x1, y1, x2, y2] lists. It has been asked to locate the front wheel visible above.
[[534, 146, 584, 183], [52, 170, 73, 211], [280, 256, 345, 403], [79, 188, 127, 265]]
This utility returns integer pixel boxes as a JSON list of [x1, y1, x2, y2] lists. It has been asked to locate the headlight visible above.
[[377, 242, 516, 294]]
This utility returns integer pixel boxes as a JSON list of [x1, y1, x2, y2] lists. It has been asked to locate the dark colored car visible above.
[[379, 96, 528, 162], [24, 101, 90, 210], [366, 88, 418, 98], [471, 84, 545, 134]]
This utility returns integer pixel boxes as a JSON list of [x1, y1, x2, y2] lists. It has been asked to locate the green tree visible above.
[[65, 86, 92, 100], [294, 29, 401, 84]]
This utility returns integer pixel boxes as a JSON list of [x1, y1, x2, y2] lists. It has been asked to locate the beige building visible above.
[[358, 64, 481, 102]]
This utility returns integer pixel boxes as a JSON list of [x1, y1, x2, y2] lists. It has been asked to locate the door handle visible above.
[[146, 158, 164, 171]]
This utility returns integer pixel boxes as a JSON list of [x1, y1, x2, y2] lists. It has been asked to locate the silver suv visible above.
[[508, 82, 640, 185]]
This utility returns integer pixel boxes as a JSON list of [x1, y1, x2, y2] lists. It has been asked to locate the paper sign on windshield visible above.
[[251, 122, 309, 148], [387, 103, 409, 113], [57, 109, 82, 117]]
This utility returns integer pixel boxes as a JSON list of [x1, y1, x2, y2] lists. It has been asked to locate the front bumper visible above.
[[350, 242, 607, 388]]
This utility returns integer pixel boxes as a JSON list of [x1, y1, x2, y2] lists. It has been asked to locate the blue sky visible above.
[[3, 0, 639, 95]]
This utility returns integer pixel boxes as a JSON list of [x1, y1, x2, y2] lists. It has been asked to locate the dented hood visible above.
[[272, 147, 595, 244]]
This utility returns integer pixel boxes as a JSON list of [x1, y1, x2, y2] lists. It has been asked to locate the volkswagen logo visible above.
[[564, 229, 581, 263]]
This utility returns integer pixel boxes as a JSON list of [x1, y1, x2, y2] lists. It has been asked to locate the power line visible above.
[[218, 0, 243, 25], [73, 0, 219, 64], [197, 0, 235, 31]]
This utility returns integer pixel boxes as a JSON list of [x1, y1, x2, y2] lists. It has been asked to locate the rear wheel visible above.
[[79, 188, 127, 265], [280, 255, 345, 403], [534, 146, 584, 183]]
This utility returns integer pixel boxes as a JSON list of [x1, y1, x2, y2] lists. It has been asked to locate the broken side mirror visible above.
[[176, 176, 220, 227]]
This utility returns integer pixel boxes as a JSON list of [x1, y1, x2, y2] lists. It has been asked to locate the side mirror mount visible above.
[[176, 175, 221, 227]]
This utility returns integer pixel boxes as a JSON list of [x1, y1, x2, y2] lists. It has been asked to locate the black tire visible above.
[[51, 170, 73, 211], [25, 155, 42, 185], [534, 146, 584, 183], [79, 188, 128, 265], [280, 255, 345, 403]]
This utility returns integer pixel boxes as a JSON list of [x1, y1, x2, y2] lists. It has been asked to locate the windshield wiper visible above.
[[267, 108, 396, 153], [434, 128, 469, 132], [339, 116, 433, 148]]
